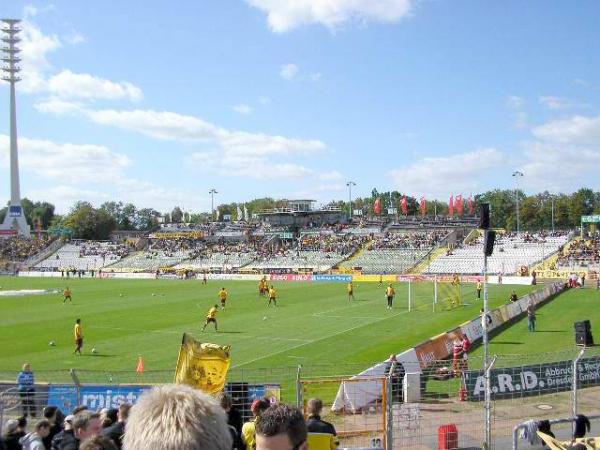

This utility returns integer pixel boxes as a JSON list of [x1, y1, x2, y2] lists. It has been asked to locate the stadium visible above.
[[1, 3, 600, 450]]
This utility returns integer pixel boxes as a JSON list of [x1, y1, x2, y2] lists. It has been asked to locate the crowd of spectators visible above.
[[149, 238, 206, 256], [0, 236, 54, 262], [1, 382, 338, 450], [369, 231, 445, 250], [557, 232, 599, 269], [77, 242, 130, 259], [299, 234, 368, 255]]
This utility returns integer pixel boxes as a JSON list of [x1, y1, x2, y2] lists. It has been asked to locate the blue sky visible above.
[[1, 0, 599, 213]]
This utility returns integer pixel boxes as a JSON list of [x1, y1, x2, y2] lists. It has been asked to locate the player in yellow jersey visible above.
[[74, 318, 83, 354], [476, 280, 482, 299], [347, 282, 355, 301], [202, 305, 219, 332], [385, 284, 395, 309], [219, 287, 228, 309], [268, 285, 277, 307], [63, 287, 72, 304]]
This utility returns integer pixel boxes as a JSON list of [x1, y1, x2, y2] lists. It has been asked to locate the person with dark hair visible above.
[[306, 398, 339, 450], [79, 436, 117, 450], [102, 404, 131, 450], [242, 398, 271, 450], [17, 364, 36, 418], [202, 305, 219, 332], [19, 419, 51, 450], [43, 406, 65, 449], [216, 393, 243, 450], [574, 414, 591, 439], [255, 404, 308, 450]]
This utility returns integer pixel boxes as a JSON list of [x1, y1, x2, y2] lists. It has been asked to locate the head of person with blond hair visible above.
[[123, 384, 232, 450]]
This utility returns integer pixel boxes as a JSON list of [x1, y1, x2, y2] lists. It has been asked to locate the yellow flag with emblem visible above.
[[174, 333, 231, 393]]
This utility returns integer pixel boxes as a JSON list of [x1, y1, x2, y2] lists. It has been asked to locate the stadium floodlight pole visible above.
[[512, 171, 523, 236], [0, 19, 30, 237], [551, 195, 555, 234], [209, 189, 218, 222], [346, 181, 356, 221]]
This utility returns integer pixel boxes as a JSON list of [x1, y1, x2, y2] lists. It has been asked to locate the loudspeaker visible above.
[[484, 230, 496, 256], [479, 203, 490, 229], [574, 321, 594, 346]]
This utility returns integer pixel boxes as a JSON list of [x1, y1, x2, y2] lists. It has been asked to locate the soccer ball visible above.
[[48, 341, 56, 346], [151, 293, 156, 296], [263, 316, 268, 321], [91, 348, 98, 354], [119, 293, 123, 297]]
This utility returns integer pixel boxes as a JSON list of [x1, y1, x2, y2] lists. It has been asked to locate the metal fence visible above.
[[2, 348, 600, 449]]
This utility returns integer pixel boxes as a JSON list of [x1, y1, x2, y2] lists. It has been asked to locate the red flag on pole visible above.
[[420, 197, 427, 217], [456, 195, 464, 216], [449, 195, 454, 217], [374, 198, 382, 215], [468, 196, 475, 215], [401, 196, 408, 215]]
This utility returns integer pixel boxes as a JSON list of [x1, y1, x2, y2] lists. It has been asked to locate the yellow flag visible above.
[[174, 333, 231, 394]]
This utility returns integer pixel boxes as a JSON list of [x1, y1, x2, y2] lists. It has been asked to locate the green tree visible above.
[[64, 202, 117, 240], [171, 207, 183, 223]]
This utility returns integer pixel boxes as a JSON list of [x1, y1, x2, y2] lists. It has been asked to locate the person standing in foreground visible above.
[[19, 419, 50, 450], [255, 404, 308, 450], [202, 305, 219, 332], [385, 284, 395, 309], [74, 319, 83, 355], [123, 384, 231, 450], [17, 363, 36, 418], [242, 398, 271, 450], [527, 300, 536, 332]]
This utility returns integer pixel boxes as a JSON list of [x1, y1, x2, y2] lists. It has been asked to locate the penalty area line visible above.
[[231, 309, 410, 369]]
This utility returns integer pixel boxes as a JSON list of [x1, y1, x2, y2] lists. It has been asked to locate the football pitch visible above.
[[0, 276, 541, 378]]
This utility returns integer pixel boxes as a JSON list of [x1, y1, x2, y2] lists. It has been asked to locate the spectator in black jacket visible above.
[[2, 419, 23, 450], [216, 392, 244, 450], [102, 404, 131, 450], [306, 398, 339, 450], [51, 415, 74, 450], [43, 406, 64, 449], [60, 412, 102, 450]]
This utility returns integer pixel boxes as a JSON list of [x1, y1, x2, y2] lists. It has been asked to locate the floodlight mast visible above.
[[1, 19, 30, 237]]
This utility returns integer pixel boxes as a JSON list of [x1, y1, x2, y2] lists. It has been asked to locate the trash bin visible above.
[[438, 423, 458, 450]]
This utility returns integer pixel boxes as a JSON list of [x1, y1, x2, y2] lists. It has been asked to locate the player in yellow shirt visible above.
[[219, 287, 228, 309], [347, 282, 355, 301], [74, 318, 83, 354], [476, 280, 482, 299], [258, 278, 267, 297], [63, 287, 72, 304], [268, 285, 277, 307], [386, 284, 395, 309], [202, 305, 219, 332]]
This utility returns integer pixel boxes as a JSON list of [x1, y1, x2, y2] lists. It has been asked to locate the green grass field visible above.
[[0, 276, 538, 381]]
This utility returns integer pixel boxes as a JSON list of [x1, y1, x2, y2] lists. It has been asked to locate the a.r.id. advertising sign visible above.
[[463, 356, 600, 401]]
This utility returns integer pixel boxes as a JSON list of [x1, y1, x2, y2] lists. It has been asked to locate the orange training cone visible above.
[[136, 356, 145, 374]]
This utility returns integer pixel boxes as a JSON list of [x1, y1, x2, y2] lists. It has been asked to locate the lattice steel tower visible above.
[[1, 19, 30, 237]]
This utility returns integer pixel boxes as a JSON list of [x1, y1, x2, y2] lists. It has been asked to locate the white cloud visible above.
[[280, 63, 299, 80], [19, 20, 62, 93], [539, 96, 587, 111], [0, 135, 131, 183], [232, 104, 253, 115], [517, 141, 600, 192], [247, 0, 413, 33], [258, 96, 271, 105], [46, 70, 143, 101], [531, 115, 600, 145], [389, 148, 505, 199], [25, 185, 111, 213], [65, 32, 85, 45], [310, 72, 323, 82], [506, 95, 525, 110], [36, 102, 327, 157]]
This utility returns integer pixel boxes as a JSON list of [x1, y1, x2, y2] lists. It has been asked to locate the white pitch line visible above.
[[255, 336, 311, 343], [231, 309, 410, 369], [92, 325, 184, 335], [313, 314, 387, 319]]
